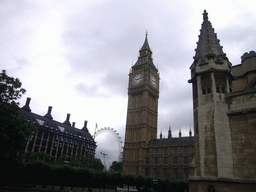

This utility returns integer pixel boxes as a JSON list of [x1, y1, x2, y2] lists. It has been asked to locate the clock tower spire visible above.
[[123, 34, 159, 175]]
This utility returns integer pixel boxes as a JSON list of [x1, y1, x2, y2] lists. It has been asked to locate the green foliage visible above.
[[123, 173, 135, 190], [1, 155, 189, 191], [108, 172, 122, 189], [178, 180, 189, 192], [135, 175, 145, 191], [0, 70, 26, 104], [23, 159, 53, 186], [109, 161, 122, 172], [54, 154, 104, 171], [0, 70, 36, 160]]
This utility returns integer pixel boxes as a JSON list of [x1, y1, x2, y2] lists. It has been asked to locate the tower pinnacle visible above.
[[194, 10, 225, 60], [203, 10, 208, 21], [139, 32, 152, 55], [133, 33, 156, 69], [168, 126, 172, 139]]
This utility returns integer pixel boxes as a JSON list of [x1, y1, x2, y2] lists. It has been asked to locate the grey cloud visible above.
[[75, 82, 110, 98], [101, 72, 128, 97]]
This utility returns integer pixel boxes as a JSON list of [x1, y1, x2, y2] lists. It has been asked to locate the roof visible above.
[[194, 10, 225, 60], [20, 98, 96, 145], [133, 34, 157, 69], [147, 137, 194, 147], [139, 33, 152, 53]]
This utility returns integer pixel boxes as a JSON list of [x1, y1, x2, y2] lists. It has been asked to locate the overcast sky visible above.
[[1, 0, 255, 166]]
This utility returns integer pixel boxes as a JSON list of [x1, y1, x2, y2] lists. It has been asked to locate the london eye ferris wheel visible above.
[[94, 125, 123, 169]]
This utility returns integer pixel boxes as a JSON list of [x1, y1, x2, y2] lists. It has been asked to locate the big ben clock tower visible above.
[[123, 34, 159, 175]]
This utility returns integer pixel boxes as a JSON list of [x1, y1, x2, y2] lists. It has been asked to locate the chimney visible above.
[[63, 113, 71, 126], [82, 120, 88, 132], [21, 97, 31, 112], [72, 122, 76, 128], [84, 120, 88, 128], [44, 106, 53, 120]]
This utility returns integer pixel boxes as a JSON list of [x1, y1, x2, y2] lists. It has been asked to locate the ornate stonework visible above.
[[189, 10, 256, 192]]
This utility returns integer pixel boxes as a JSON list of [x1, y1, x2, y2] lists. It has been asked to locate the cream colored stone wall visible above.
[[226, 91, 256, 180]]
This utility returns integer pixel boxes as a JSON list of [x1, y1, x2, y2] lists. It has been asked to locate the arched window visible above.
[[208, 185, 215, 192]]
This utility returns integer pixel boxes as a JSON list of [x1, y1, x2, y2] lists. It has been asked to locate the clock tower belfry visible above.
[[123, 34, 159, 175]]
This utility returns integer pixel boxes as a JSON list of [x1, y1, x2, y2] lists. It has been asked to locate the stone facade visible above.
[[144, 131, 194, 179], [123, 35, 195, 179], [123, 35, 160, 175], [188, 10, 256, 192]]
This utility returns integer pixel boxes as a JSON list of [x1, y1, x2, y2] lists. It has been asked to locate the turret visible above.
[[168, 126, 172, 139], [188, 10, 233, 179]]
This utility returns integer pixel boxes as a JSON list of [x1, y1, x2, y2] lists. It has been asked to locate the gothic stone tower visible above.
[[188, 10, 234, 190], [123, 35, 159, 175]]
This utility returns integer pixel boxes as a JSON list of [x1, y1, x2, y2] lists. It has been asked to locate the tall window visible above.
[[184, 168, 188, 178], [173, 156, 178, 164], [173, 168, 178, 179], [184, 156, 189, 164], [145, 168, 150, 176], [208, 185, 215, 192], [154, 157, 158, 164], [155, 148, 158, 154], [163, 168, 168, 178], [146, 157, 150, 164], [164, 148, 168, 154], [154, 168, 158, 177], [184, 147, 188, 153], [173, 147, 178, 154], [164, 157, 168, 164]]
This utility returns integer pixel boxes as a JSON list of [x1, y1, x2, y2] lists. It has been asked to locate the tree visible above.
[[135, 175, 145, 191], [109, 161, 122, 172], [0, 70, 26, 104], [0, 70, 36, 159]]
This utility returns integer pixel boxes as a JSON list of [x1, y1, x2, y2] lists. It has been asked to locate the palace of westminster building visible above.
[[19, 10, 255, 191], [123, 10, 256, 191], [121, 32, 194, 179]]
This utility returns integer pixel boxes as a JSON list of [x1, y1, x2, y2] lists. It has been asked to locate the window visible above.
[[154, 157, 158, 164], [164, 157, 168, 164], [164, 148, 168, 154], [146, 157, 149, 164], [155, 148, 158, 154], [173, 168, 178, 179], [145, 168, 150, 176], [184, 168, 189, 178], [184, 156, 189, 164], [173, 147, 178, 154], [208, 185, 215, 192], [146, 148, 150, 154], [36, 119, 44, 126], [154, 168, 158, 176], [184, 147, 188, 154], [163, 168, 168, 177], [173, 156, 178, 164]]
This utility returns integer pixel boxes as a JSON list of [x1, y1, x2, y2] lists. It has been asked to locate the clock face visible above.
[[132, 73, 143, 85], [150, 75, 157, 88]]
